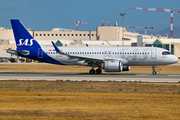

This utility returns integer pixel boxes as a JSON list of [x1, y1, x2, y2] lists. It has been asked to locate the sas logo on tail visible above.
[[17, 39, 34, 46]]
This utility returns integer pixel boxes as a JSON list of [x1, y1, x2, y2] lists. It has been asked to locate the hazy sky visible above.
[[0, 0, 180, 32]]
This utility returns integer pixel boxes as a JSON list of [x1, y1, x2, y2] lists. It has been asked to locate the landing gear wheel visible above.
[[152, 71, 156, 75], [96, 69, 102, 74], [89, 69, 95, 74], [152, 66, 157, 75]]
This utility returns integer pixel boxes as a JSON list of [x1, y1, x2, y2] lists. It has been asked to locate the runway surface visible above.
[[0, 72, 179, 82]]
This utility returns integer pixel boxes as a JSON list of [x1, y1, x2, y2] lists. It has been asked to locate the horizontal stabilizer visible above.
[[6, 48, 29, 55]]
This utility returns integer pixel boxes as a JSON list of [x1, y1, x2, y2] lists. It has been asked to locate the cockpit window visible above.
[[162, 51, 171, 55]]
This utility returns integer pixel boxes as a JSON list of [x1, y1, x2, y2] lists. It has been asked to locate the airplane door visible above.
[[38, 48, 43, 58], [151, 49, 156, 59]]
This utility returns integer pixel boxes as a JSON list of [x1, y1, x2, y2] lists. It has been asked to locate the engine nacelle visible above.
[[101, 60, 123, 72], [122, 66, 131, 71]]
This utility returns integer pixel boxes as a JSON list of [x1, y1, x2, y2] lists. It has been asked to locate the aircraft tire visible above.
[[96, 69, 102, 74], [89, 69, 95, 74], [152, 71, 156, 75]]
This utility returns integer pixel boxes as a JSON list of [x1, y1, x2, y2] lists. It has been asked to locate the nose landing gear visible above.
[[152, 66, 156, 75]]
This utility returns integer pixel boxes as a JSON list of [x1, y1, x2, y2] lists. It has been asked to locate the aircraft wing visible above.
[[51, 41, 128, 64]]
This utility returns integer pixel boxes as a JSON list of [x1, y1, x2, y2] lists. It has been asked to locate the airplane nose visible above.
[[173, 55, 178, 63]]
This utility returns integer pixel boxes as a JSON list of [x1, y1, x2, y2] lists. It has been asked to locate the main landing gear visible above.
[[152, 66, 157, 75], [89, 68, 102, 74], [89, 63, 102, 74]]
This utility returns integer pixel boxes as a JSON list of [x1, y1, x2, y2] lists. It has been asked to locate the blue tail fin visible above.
[[10, 19, 41, 49]]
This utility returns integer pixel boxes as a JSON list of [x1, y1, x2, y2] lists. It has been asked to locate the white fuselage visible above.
[[41, 46, 178, 66]]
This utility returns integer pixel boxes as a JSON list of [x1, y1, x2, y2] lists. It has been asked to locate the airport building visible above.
[[0, 23, 180, 59]]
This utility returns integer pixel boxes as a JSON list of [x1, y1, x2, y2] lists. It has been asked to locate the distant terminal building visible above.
[[0, 21, 158, 41], [0, 22, 180, 59]]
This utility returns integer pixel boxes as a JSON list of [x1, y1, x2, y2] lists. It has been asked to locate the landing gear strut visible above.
[[152, 66, 156, 75]]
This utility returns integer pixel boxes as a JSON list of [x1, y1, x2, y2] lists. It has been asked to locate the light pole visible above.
[[119, 13, 126, 46]]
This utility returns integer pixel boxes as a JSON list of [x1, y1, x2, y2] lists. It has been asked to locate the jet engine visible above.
[[101, 60, 123, 72]]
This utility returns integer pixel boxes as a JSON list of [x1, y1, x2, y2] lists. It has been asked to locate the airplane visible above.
[[0, 53, 17, 62], [8, 19, 178, 75]]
